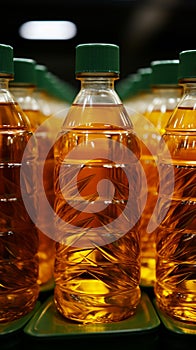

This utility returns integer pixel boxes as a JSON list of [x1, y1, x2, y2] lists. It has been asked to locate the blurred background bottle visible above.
[[34, 64, 75, 146], [137, 60, 183, 287], [124, 68, 153, 128], [44, 70, 77, 115], [34, 64, 74, 130], [134, 67, 153, 115], [155, 50, 196, 324], [34, 64, 52, 117], [54, 43, 142, 324], [117, 73, 141, 114], [0, 45, 39, 322], [10, 58, 55, 287]]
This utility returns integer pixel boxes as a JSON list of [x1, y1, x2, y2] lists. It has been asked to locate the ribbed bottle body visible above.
[[0, 102, 39, 322], [54, 104, 142, 323], [155, 106, 196, 323]]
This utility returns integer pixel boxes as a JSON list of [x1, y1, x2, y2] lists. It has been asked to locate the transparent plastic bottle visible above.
[[45, 71, 76, 111], [34, 64, 72, 140], [138, 60, 183, 287], [9, 58, 55, 287], [135, 67, 153, 114], [0, 45, 39, 322], [155, 50, 196, 324], [54, 43, 142, 324], [34, 64, 52, 117], [126, 68, 153, 126], [120, 73, 141, 113], [43, 71, 70, 130]]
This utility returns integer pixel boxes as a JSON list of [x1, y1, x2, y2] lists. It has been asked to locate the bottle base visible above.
[[155, 283, 196, 324], [54, 286, 141, 324], [0, 285, 39, 323]]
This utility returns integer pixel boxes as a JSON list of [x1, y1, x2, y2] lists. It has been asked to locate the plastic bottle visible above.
[[135, 67, 153, 114], [45, 71, 76, 109], [43, 71, 71, 129], [155, 50, 196, 324], [34, 64, 72, 141], [116, 73, 139, 103], [121, 73, 141, 113], [34, 64, 52, 117], [125, 68, 153, 127], [53, 43, 142, 324], [9, 58, 55, 287], [138, 60, 183, 287], [0, 45, 39, 322]]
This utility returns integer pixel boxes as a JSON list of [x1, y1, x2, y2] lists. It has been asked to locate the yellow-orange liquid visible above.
[[136, 110, 174, 286], [155, 107, 196, 323], [0, 103, 39, 322], [23, 109, 55, 286], [54, 104, 141, 324]]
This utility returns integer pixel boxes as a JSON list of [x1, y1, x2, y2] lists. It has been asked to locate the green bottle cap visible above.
[[178, 50, 196, 81], [116, 73, 140, 100], [35, 64, 48, 90], [12, 58, 36, 84], [150, 60, 179, 85], [137, 67, 152, 92], [75, 43, 119, 74], [0, 44, 14, 75], [45, 72, 76, 104]]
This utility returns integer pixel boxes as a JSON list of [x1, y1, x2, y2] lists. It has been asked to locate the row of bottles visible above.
[[155, 51, 196, 323], [0, 45, 40, 322], [0, 45, 75, 322], [125, 60, 183, 287], [9, 58, 56, 286], [0, 42, 195, 328], [118, 53, 196, 324]]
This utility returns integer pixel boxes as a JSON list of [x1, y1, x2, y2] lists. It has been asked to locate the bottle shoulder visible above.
[[0, 101, 31, 129], [165, 106, 196, 131], [61, 103, 134, 130]]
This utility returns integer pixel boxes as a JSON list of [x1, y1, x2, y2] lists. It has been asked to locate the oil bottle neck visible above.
[[0, 77, 10, 91], [151, 85, 182, 98], [74, 74, 122, 105], [0, 77, 15, 103], [178, 82, 196, 108], [79, 75, 117, 88]]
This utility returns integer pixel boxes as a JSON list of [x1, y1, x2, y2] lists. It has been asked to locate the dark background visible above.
[[0, 2, 196, 348], [1, 0, 196, 90]]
